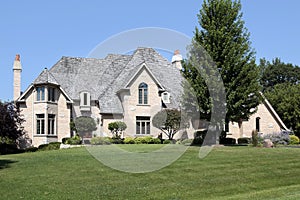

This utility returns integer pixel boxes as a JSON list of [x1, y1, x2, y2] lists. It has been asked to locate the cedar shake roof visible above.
[[34, 47, 183, 114]]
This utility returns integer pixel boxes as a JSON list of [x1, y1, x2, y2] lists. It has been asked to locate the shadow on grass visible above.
[[0, 160, 18, 170]]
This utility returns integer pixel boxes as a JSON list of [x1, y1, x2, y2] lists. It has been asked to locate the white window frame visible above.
[[48, 114, 56, 135], [162, 92, 170, 104], [138, 83, 148, 105], [36, 87, 45, 101], [36, 114, 45, 135], [136, 116, 151, 135], [80, 92, 91, 111]]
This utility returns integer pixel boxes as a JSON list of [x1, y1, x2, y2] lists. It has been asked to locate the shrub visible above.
[[110, 137, 123, 144], [263, 131, 290, 146], [124, 137, 135, 144], [0, 143, 23, 155], [134, 137, 148, 144], [149, 138, 161, 144], [90, 137, 111, 145], [163, 140, 172, 144], [252, 130, 259, 147], [25, 147, 38, 152], [38, 142, 61, 151], [289, 135, 300, 145], [66, 135, 82, 145], [192, 130, 207, 145], [238, 137, 251, 144], [220, 138, 236, 145]]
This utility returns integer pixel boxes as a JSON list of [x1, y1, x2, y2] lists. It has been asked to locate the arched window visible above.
[[256, 117, 260, 132], [138, 82, 148, 104]]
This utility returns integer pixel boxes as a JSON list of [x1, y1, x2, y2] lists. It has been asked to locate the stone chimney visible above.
[[171, 50, 183, 70], [13, 54, 22, 101]]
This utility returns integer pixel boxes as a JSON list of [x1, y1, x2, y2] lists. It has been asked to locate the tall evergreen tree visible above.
[[183, 0, 261, 136]]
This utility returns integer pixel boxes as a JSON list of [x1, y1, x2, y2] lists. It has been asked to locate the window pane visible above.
[[146, 122, 150, 134], [144, 88, 148, 104], [141, 122, 145, 134], [138, 89, 143, 104], [84, 93, 87, 105], [41, 87, 45, 101], [37, 120, 41, 134], [41, 119, 45, 134], [48, 88, 55, 102], [136, 122, 140, 134]]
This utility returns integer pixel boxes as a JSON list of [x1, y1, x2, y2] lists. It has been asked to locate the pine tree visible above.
[[183, 0, 261, 136]]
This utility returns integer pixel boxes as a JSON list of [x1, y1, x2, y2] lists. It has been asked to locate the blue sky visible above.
[[1, 0, 300, 101]]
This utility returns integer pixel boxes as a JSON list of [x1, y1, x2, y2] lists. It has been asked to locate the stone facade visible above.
[[228, 98, 288, 139], [14, 48, 288, 147]]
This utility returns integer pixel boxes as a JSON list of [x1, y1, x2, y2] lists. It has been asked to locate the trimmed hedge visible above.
[[38, 142, 61, 151], [220, 138, 236, 145], [238, 137, 251, 144]]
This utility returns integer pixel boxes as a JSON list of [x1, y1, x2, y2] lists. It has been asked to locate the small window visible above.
[[80, 92, 91, 111], [84, 93, 88, 105], [36, 114, 45, 134], [48, 87, 56, 102], [48, 114, 55, 135], [138, 83, 148, 104], [256, 117, 260, 132], [136, 116, 150, 135], [36, 87, 45, 101], [162, 92, 170, 103]]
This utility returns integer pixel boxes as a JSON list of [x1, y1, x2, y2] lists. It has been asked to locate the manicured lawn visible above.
[[1, 145, 300, 199]]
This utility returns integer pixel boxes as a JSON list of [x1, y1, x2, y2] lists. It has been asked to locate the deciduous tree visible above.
[[152, 109, 189, 140], [0, 101, 25, 143]]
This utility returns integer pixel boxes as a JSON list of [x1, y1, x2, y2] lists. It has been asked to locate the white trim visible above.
[[124, 63, 165, 90], [260, 92, 289, 130]]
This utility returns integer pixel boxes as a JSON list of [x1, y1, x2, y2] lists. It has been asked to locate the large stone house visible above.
[[13, 47, 288, 147]]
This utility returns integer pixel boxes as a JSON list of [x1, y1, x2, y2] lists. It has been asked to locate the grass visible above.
[[1, 145, 300, 199]]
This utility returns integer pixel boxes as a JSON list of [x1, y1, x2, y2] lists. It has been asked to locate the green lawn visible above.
[[1, 145, 300, 199]]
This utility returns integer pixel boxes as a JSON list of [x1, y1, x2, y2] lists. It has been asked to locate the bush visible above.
[[238, 137, 251, 144], [111, 136, 123, 144], [134, 137, 148, 144], [220, 138, 236, 145], [289, 135, 300, 145], [263, 131, 290, 146], [192, 130, 207, 145], [65, 135, 82, 145], [25, 147, 38, 152], [149, 138, 161, 144], [124, 137, 135, 144], [252, 130, 259, 147], [163, 140, 172, 144], [38, 142, 61, 151], [90, 137, 112, 145], [0, 143, 23, 155]]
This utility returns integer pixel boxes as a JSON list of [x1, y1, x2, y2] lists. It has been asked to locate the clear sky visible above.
[[1, 0, 299, 101]]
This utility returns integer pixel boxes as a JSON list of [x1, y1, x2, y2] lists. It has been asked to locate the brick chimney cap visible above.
[[15, 54, 20, 61]]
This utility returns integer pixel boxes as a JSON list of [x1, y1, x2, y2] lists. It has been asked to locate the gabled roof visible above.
[[261, 93, 289, 130], [123, 63, 165, 91], [27, 47, 183, 114]]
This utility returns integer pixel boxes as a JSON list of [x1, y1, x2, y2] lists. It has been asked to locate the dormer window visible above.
[[80, 92, 91, 111], [138, 82, 148, 104], [162, 92, 170, 104], [36, 86, 45, 101]]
